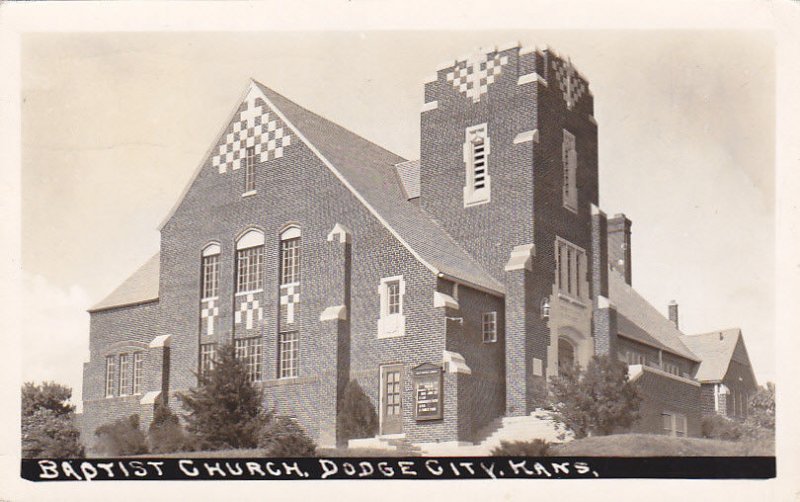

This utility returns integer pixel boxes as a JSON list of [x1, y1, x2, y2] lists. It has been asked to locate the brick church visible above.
[[79, 43, 758, 451]]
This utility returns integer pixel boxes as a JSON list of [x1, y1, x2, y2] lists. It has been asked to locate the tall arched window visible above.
[[201, 243, 221, 299], [236, 229, 265, 293], [280, 226, 301, 285]]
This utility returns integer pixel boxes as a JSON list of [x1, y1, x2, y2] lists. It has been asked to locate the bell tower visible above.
[[419, 44, 600, 414]]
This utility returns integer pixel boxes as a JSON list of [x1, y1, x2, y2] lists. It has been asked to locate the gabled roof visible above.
[[682, 328, 756, 383], [89, 253, 160, 312], [252, 81, 504, 295], [608, 271, 699, 362]]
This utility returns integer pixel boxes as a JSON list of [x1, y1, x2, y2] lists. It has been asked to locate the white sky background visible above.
[[20, 30, 775, 409]]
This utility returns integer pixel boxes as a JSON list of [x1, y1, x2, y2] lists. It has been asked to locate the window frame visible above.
[[555, 237, 587, 301], [378, 275, 406, 338], [201, 253, 220, 300], [562, 129, 578, 213], [463, 123, 491, 207], [244, 146, 257, 193], [278, 331, 299, 379], [235, 337, 263, 383], [482, 311, 498, 343], [280, 235, 301, 286], [199, 343, 217, 379], [132, 352, 143, 395], [105, 355, 116, 398]]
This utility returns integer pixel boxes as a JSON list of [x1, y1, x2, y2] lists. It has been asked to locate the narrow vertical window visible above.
[[200, 343, 217, 379], [244, 146, 256, 193], [463, 124, 491, 206], [118, 354, 130, 396], [132, 352, 143, 394], [378, 276, 406, 338], [201, 253, 220, 299], [280, 235, 301, 285], [386, 280, 401, 315], [562, 129, 578, 212], [235, 337, 263, 382], [105, 355, 116, 397], [555, 237, 586, 300], [482, 312, 497, 343], [235, 230, 265, 293], [278, 331, 299, 379]]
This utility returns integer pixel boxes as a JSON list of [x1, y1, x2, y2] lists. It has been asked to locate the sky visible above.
[[19, 30, 775, 408]]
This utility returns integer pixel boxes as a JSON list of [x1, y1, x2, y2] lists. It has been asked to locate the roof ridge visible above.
[[251, 79, 406, 163]]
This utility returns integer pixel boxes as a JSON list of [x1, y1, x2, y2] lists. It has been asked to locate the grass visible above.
[[120, 434, 774, 458], [549, 433, 774, 457], [125, 447, 408, 458]]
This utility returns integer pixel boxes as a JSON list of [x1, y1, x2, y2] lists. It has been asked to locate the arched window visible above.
[[236, 229, 265, 293], [280, 226, 301, 285], [201, 243, 221, 299], [557, 337, 576, 377]]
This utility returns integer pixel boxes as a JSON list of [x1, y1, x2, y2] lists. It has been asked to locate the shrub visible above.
[[548, 355, 642, 438], [178, 343, 266, 450], [148, 403, 190, 453], [258, 416, 317, 457], [21, 381, 84, 459], [746, 383, 775, 431], [701, 414, 744, 440], [491, 439, 551, 457], [94, 414, 148, 456], [22, 409, 85, 458], [337, 380, 378, 442]]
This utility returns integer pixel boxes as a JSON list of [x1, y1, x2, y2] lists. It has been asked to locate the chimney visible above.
[[668, 300, 679, 329], [607, 214, 632, 285]]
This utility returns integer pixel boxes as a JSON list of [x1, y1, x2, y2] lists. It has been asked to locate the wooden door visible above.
[[380, 364, 403, 435]]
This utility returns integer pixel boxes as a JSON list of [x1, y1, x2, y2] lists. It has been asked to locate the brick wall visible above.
[[629, 368, 702, 437]]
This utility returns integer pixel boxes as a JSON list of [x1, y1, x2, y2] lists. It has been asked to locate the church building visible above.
[[79, 43, 757, 451]]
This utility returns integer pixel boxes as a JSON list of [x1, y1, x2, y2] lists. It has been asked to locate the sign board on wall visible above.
[[412, 363, 443, 421]]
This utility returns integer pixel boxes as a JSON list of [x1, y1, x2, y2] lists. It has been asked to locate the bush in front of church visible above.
[[548, 355, 642, 439], [490, 439, 551, 456], [178, 343, 266, 450], [21, 381, 84, 459], [258, 415, 317, 457], [148, 402, 192, 453], [94, 414, 148, 456], [337, 380, 379, 443]]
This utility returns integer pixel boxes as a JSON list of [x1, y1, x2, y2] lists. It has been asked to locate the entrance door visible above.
[[380, 364, 403, 435]]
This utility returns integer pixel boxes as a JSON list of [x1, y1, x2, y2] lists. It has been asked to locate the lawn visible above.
[[548, 433, 774, 457]]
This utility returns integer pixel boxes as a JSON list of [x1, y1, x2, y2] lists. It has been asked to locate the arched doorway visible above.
[[558, 337, 576, 377]]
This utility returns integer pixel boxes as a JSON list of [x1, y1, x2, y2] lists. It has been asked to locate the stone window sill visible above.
[[557, 293, 587, 308], [242, 190, 257, 198]]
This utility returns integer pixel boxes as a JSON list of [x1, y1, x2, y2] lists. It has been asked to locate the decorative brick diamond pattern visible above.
[[551, 58, 587, 110], [446, 53, 509, 103], [280, 283, 301, 325], [234, 293, 263, 330], [211, 94, 292, 174], [200, 298, 219, 336]]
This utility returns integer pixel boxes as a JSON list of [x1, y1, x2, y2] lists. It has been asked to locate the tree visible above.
[[746, 382, 775, 431], [548, 355, 642, 438], [21, 381, 84, 458], [337, 380, 379, 442], [94, 414, 148, 456], [148, 402, 190, 453], [22, 381, 75, 418], [178, 342, 265, 450]]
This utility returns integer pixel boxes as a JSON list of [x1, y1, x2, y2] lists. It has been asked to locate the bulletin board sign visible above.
[[412, 363, 443, 421]]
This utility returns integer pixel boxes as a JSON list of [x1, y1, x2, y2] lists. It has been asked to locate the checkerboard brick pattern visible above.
[[211, 92, 292, 173]]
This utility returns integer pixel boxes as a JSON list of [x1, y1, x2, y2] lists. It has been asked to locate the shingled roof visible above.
[[89, 253, 160, 312], [682, 328, 753, 383], [608, 271, 699, 362], [254, 81, 504, 295]]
